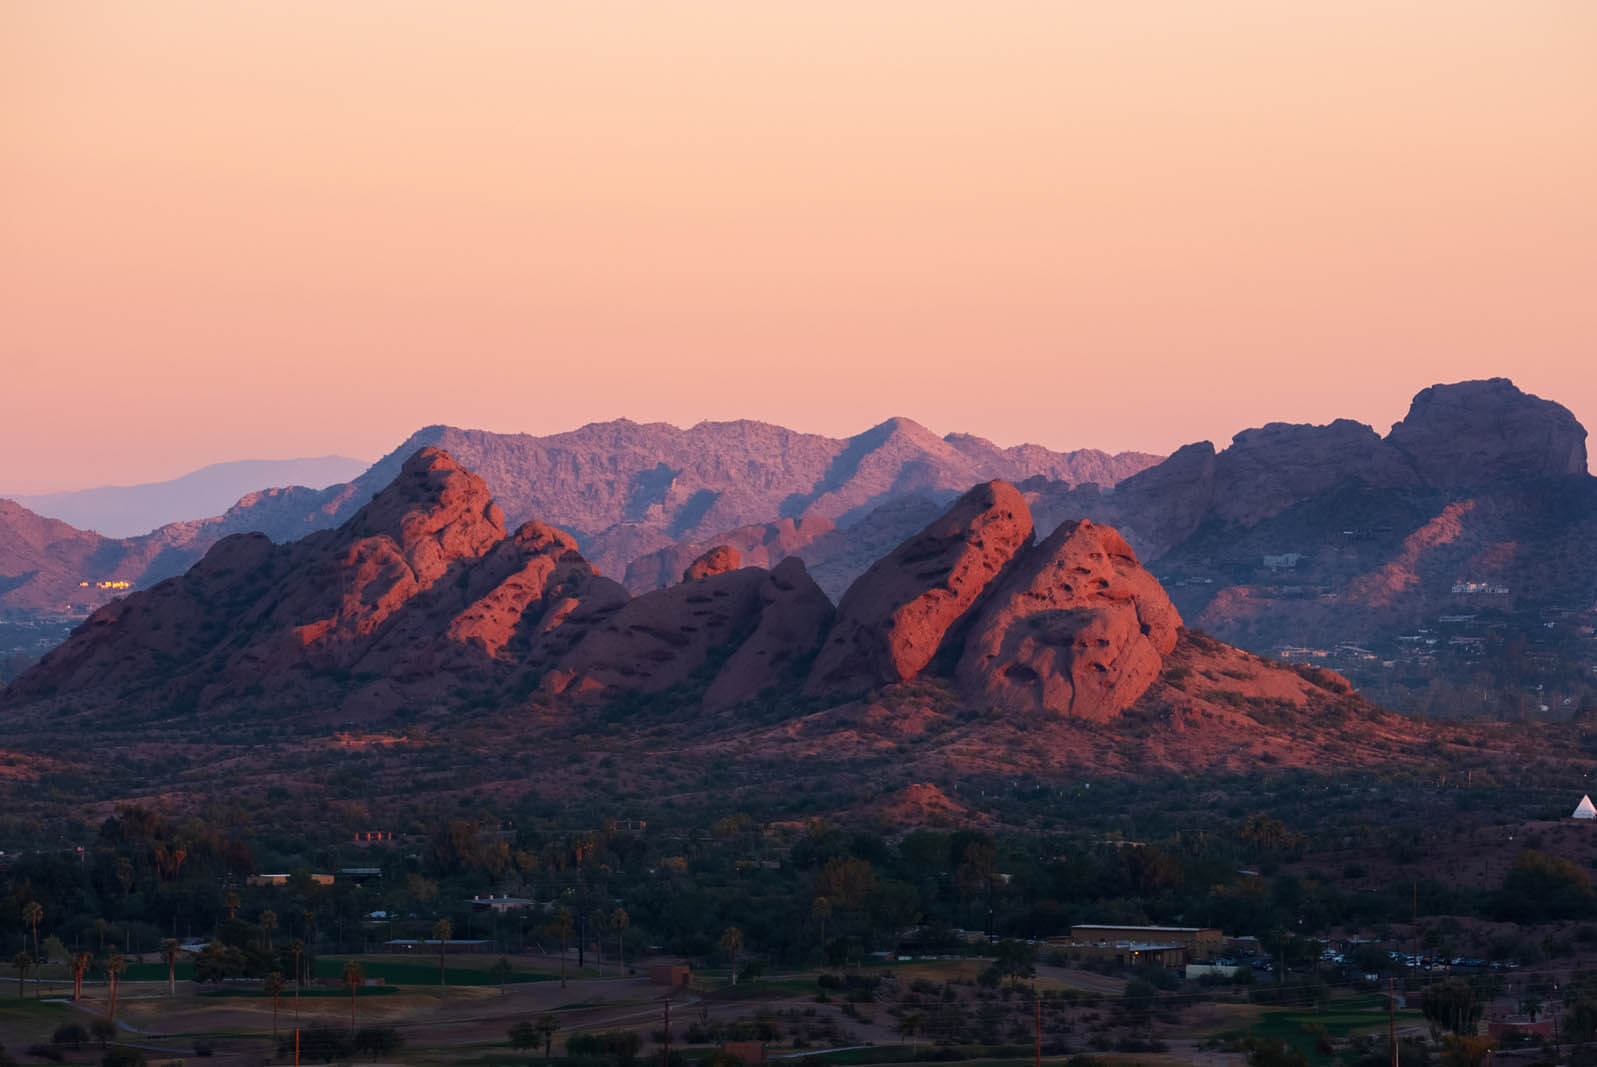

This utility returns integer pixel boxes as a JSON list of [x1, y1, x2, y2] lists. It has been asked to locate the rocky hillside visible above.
[[620, 379, 1597, 719], [3, 449, 1413, 781], [0, 418, 1156, 618]]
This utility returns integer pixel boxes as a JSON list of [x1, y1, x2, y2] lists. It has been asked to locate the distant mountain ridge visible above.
[[7, 456, 369, 537], [0, 418, 1158, 615]]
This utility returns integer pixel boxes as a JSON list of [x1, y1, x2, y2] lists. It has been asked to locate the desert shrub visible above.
[[100, 1049, 146, 1067]]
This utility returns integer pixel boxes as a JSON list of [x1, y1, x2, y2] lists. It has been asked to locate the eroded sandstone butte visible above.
[[956, 519, 1180, 721], [804, 481, 1034, 697]]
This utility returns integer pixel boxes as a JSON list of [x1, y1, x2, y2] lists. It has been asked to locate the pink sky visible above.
[[3, 1, 1594, 493]]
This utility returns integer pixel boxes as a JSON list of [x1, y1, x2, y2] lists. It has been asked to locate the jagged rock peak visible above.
[[1386, 377, 1588, 485], [345, 447, 506, 562], [805, 480, 1033, 696], [683, 545, 741, 583], [957, 518, 1181, 721]]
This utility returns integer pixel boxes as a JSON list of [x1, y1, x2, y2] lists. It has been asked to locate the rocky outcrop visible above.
[[544, 568, 767, 699], [1210, 420, 1419, 526], [683, 545, 741, 583], [956, 520, 1180, 721], [622, 517, 836, 593], [1387, 377, 1588, 486], [704, 557, 835, 711], [4, 449, 576, 715], [805, 481, 1033, 696]]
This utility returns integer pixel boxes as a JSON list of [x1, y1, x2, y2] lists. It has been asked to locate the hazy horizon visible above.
[[5, 2, 1593, 494]]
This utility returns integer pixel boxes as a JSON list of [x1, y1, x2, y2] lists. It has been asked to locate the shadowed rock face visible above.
[[544, 567, 768, 699], [804, 481, 1034, 696], [703, 557, 834, 712], [1387, 377, 1588, 486], [956, 520, 1180, 721]]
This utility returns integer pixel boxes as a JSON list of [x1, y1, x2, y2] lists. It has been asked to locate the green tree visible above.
[[508, 1020, 538, 1050], [353, 1027, 404, 1060], [534, 1014, 560, 1062], [1247, 1038, 1310, 1067], [52, 1024, 89, 1049], [101, 1046, 147, 1067], [1422, 979, 1484, 1036], [1565, 996, 1597, 1043], [994, 939, 1036, 988], [1440, 1035, 1493, 1067], [259, 909, 278, 951], [489, 956, 513, 994], [279, 1026, 353, 1063]]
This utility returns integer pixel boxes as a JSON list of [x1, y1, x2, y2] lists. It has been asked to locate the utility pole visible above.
[[664, 996, 672, 1067], [1034, 996, 1042, 1067]]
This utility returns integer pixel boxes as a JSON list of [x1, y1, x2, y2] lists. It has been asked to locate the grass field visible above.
[[1215, 993, 1418, 1065]]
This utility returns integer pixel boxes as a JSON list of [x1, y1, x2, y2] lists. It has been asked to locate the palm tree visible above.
[[259, 909, 277, 952], [224, 889, 241, 921], [290, 938, 305, 1019], [611, 908, 629, 977], [552, 906, 573, 988], [433, 918, 452, 999], [22, 902, 43, 969], [342, 959, 363, 1032], [720, 927, 744, 986], [71, 952, 92, 1002], [105, 952, 127, 1024], [12, 952, 32, 998], [589, 909, 608, 975], [161, 939, 180, 995], [263, 972, 285, 1040], [812, 896, 832, 952]]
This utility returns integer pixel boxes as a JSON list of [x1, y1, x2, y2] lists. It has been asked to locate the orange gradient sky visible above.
[[3, 1, 1594, 493]]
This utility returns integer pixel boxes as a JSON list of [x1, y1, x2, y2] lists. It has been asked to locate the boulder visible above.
[[547, 567, 766, 699], [956, 519, 1180, 721], [704, 557, 835, 710], [683, 545, 741, 583], [805, 480, 1033, 696]]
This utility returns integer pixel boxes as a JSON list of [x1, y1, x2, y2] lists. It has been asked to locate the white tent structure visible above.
[[1574, 795, 1597, 820]]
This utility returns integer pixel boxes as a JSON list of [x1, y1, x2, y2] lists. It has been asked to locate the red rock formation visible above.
[[545, 568, 766, 699], [683, 545, 741, 583], [956, 520, 1180, 721], [805, 481, 1033, 696], [704, 557, 834, 711]]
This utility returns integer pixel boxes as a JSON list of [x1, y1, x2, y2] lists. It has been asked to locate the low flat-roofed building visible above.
[[247, 873, 333, 887], [1066, 924, 1224, 953]]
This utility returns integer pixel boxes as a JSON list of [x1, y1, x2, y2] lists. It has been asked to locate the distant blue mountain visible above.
[[7, 456, 370, 537]]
